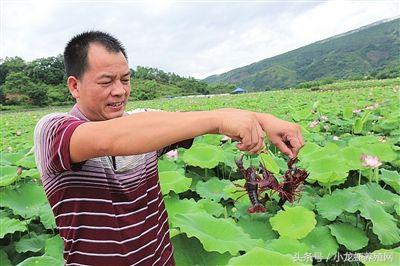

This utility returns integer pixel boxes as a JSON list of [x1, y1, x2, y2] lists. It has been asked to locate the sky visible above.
[[1, 0, 399, 79]]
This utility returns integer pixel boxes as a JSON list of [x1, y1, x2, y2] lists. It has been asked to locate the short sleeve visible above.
[[157, 138, 194, 158], [34, 114, 85, 175]]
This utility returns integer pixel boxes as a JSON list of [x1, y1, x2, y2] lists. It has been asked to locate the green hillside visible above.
[[204, 18, 400, 91]]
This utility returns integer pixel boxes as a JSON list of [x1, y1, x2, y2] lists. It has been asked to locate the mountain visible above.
[[203, 18, 400, 90]]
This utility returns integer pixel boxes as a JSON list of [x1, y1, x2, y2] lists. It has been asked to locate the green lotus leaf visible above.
[[357, 183, 399, 213], [298, 142, 320, 161], [171, 234, 232, 266], [20, 168, 40, 179], [157, 159, 178, 172], [183, 144, 225, 169], [306, 156, 349, 186], [16, 255, 62, 266], [0, 250, 11, 266], [301, 142, 340, 163], [270, 206, 316, 239], [292, 108, 312, 122], [222, 149, 239, 171], [197, 198, 225, 217], [328, 223, 368, 251], [353, 118, 364, 133], [237, 217, 278, 242], [348, 135, 380, 147], [159, 171, 191, 195], [380, 169, 400, 193], [1, 152, 25, 165], [228, 247, 304, 266], [316, 188, 359, 221], [338, 146, 364, 169], [174, 212, 263, 255], [16, 156, 36, 169], [358, 249, 400, 266], [164, 197, 206, 226], [266, 237, 310, 257], [301, 226, 339, 259], [195, 177, 232, 201], [194, 134, 223, 146], [361, 143, 397, 162], [15, 232, 51, 253], [38, 203, 57, 229], [44, 235, 64, 261], [357, 196, 400, 245], [291, 188, 320, 211], [259, 153, 281, 174], [0, 216, 27, 238], [0, 182, 48, 218], [0, 165, 19, 186], [343, 106, 353, 120]]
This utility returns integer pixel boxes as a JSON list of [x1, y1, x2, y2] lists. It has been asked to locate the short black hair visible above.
[[63, 31, 128, 78]]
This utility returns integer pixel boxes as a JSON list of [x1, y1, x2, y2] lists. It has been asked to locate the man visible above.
[[34, 31, 304, 266]]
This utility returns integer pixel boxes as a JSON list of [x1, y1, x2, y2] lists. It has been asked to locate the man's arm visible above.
[[70, 109, 304, 163]]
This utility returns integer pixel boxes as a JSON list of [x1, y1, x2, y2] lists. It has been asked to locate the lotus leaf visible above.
[[359, 249, 400, 266], [15, 232, 51, 253], [266, 237, 309, 257], [361, 143, 397, 162], [16, 156, 36, 169], [174, 213, 263, 255], [259, 153, 280, 174], [164, 197, 206, 226], [0, 250, 11, 266], [44, 235, 64, 261], [38, 203, 57, 229], [159, 171, 191, 195], [379, 169, 400, 193], [197, 199, 225, 217], [237, 217, 277, 242], [171, 234, 232, 266], [158, 159, 178, 172], [183, 144, 225, 168], [195, 177, 232, 201], [270, 206, 316, 239], [0, 165, 19, 186], [316, 189, 359, 221], [328, 223, 369, 251], [228, 247, 304, 265], [0, 182, 48, 218], [301, 226, 339, 259], [16, 255, 62, 266], [0, 217, 27, 238]]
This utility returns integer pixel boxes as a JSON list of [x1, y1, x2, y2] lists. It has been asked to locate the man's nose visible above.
[[110, 81, 126, 96]]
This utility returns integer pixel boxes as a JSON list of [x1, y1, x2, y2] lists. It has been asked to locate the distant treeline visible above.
[[0, 56, 235, 106]]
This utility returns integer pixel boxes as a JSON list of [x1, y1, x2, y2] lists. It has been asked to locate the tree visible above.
[[27, 83, 48, 106], [2, 72, 35, 94], [0, 56, 26, 85], [25, 54, 65, 85]]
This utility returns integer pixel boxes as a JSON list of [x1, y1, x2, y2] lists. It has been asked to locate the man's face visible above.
[[74, 43, 131, 121]]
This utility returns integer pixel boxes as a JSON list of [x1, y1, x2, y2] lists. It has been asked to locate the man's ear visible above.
[[67, 76, 80, 99]]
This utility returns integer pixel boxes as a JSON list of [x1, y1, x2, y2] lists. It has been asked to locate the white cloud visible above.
[[1, 0, 399, 79]]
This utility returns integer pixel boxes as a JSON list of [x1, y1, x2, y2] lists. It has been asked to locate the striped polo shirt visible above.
[[34, 104, 193, 266]]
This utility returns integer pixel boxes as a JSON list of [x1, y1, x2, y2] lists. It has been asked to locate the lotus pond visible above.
[[1, 78, 399, 265]]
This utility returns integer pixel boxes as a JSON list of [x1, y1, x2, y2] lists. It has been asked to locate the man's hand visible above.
[[215, 109, 304, 158], [255, 113, 305, 158]]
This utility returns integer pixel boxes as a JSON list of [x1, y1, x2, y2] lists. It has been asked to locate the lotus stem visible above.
[[358, 169, 362, 185], [374, 168, 379, 182]]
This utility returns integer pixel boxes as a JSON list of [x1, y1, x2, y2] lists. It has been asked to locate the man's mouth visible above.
[[108, 101, 124, 107]]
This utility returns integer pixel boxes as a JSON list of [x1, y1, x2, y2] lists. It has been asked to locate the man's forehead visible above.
[[87, 43, 127, 69]]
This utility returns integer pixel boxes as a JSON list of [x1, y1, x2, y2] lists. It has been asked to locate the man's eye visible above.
[[100, 81, 112, 85], [122, 79, 130, 84]]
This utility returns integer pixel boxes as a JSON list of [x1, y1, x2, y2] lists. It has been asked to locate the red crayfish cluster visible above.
[[235, 154, 309, 213]]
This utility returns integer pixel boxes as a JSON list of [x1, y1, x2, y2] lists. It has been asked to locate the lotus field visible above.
[[1, 78, 399, 265]]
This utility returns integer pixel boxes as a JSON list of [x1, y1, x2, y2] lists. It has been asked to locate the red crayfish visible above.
[[234, 154, 309, 213]]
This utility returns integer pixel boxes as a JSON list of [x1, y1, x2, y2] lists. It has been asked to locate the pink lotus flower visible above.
[[309, 120, 320, 128], [353, 109, 362, 114], [360, 154, 382, 168], [166, 150, 178, 160]]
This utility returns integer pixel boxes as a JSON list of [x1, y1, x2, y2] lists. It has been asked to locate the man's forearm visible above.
[[71, 111, 220, 162]]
